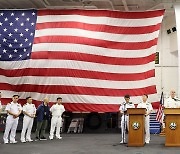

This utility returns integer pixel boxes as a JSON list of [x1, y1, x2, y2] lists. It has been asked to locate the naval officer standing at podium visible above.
[[119, 94, 135, 143], [161, 90, 179, 133], [137, 94, 153, 144], [164, 90, 178, 108]]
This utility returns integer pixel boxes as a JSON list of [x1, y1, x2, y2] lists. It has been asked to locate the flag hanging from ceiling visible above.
[[0, 9, 164, 112]]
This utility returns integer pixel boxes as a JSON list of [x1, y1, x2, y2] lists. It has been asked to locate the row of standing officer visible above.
[[0, 93, 65, 144]]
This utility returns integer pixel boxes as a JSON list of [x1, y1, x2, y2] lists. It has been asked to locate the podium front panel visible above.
[[165, 114, 180, 146], [127, 108, 145, 147], [128, 115, 145, 146]]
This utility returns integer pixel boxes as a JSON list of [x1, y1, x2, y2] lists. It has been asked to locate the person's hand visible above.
[[31, 114, 36, 118], [13, 114, 18, 119], [122, 110, 127, 114], [145, 112, 149, 116]]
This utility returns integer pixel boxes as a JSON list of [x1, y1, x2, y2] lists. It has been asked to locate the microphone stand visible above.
[[122, 102, 126, 144]]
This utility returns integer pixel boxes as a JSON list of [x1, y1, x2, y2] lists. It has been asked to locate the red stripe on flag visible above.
[[0, 68, 155, 81], [31, 52, 156, 65], [33, 36, 158, 50], [0, 98, 119, 112], [63, 103, 120, 112], [36, 22, 162, 34], [0, 83, 157, 96]]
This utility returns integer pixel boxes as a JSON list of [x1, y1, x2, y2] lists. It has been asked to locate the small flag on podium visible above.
[[156, 92, 164, 123]]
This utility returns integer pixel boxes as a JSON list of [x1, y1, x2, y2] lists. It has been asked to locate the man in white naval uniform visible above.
[[137, 94, 153, 144], [21, 96, 36, 143], [119, 95, 135, 143], [161, 90, 179, 132], [49, 97, 65, 140], [3, 95, 22, 144], [164, 90, 178, 108]]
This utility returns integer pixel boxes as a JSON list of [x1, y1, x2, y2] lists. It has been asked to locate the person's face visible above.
[[27, 98, 33, 104], [142, 95, 148, 102], [124, 97, 130, 103], [44, 98, 49, 104], [170, 90, 176, 98], [57, 99, 62, 105], [12, 96, 19, 103]]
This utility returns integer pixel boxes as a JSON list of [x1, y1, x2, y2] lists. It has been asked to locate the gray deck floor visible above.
[[0, 133, 180, 154]]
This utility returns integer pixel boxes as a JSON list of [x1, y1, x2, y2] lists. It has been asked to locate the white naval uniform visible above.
[[119, 103, 135, 142], [21, 103, 36, 142], [176, 100, 180, 108], [137, 102, 153, 143], [0, 100, 2, 111], [3, 102, 22, 143], [164, 97, 178, 108], [163, 97, 178, 129], [49, 104, 65, 139]]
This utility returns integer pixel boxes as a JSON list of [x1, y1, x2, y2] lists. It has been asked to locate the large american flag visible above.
[[0, 9, 164, 112]]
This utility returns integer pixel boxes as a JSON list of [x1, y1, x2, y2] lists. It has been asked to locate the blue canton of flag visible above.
[[0, 10, 37, 61]]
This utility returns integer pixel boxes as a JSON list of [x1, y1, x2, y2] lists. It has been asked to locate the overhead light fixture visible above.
[[167, 29, 171, 34], [172, 27, 176, 32]]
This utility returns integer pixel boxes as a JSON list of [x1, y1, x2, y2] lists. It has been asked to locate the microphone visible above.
[[173, 98, 180, 101], [122, 102, 126, 112]]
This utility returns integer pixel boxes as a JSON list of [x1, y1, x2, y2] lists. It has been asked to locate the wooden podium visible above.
[[164, 108, 180, 146], [127, 108, 146, 147]]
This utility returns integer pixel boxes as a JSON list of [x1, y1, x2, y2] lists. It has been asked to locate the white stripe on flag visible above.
[[0, 75, 156, 89], [0, 60, 155, 74], [35, 28, 160, 43], [32, 43, 156, 58], [1, 90, 158, 104], [37, 15, 163, 27]]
